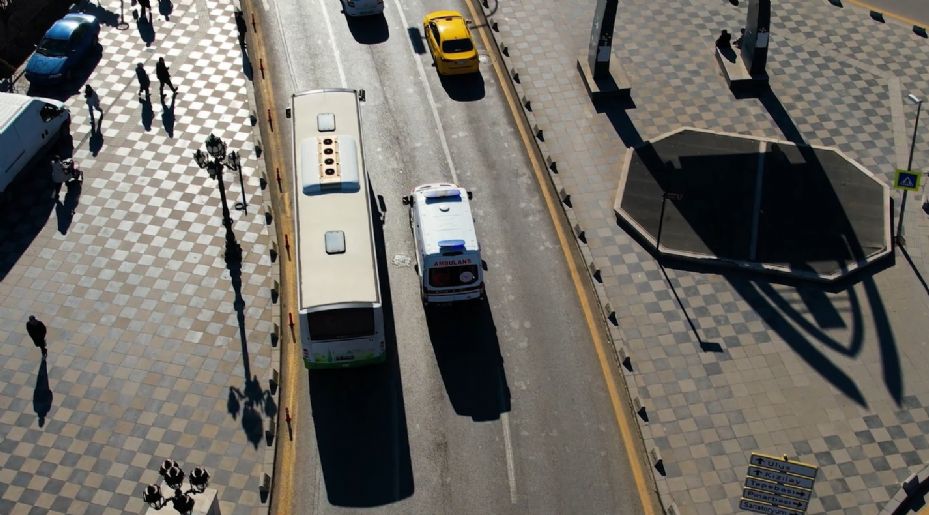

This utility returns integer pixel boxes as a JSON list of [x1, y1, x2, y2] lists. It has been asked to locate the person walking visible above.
[[155, 57, 177, 99], [26, 315, 47, 358], [136, 63, 151, 101], [51, 155, 67, 199], [84, 85, 102, 127]]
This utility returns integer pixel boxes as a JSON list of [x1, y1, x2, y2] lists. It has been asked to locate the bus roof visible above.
[[292, 89, 380, 308]]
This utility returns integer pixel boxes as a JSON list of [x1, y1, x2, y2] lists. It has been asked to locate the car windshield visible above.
[[442, 38, 473, 54], [37, 37, 69, 57]]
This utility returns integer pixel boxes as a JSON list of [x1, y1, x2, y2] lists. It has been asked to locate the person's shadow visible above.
[[159, 0, 174, 21], [89, 120, 104, 156], [136, 11, 156, 46], [33, 360, 53, 427], [141, 95, 154, 131], [55, 181, 81, 235], [718, 44, 737, 63], [161, 93, 176, 137]]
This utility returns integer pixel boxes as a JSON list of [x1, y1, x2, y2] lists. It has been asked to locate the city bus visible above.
[[290, 88, 386, 368]]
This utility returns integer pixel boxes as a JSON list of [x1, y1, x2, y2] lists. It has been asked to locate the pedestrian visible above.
[[715, 29, 732, 49], [733, 28, 745, 48], [155, 57, 177, 99], [84, 84, 102, 126], [26, 315, 47, 358], [51, 155, 67, 199], [139, 0, 152, 20], [135, 63, 151, 101]]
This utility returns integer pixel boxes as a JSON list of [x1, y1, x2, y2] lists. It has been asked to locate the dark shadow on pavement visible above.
[[141, 96, 154, 131], [159, 0, 174, 21], [55, 180, 81, 235], [76, 0, 119, 27], [598, 97, 644, 148], [241, 48, 253, 81], [408, 27, 426, 54], [425, 298, 512, 421], [88, 120, 104, 156], [0, 161, 56, 280], [309, 189, 413, 507], [346, 13, 389, 44], [136, 11, 156, 46], [33, 359, 53, 427], [161, 93, 176, 137], [439, 72, 485, 102], [228, 375, 275, 449]]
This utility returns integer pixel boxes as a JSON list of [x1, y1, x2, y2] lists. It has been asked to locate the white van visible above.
[[0, 92, 70, 198], [403, 183, 484, 305], [340, 0, 384, 17]]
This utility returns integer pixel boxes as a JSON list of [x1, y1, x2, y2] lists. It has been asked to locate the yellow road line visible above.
[[462, 1, 658, 513], [240, 3, 298, 513], [843, 0, 927, 28]]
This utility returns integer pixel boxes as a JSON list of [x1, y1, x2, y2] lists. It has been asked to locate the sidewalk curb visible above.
[[235, 0, 280, 509]]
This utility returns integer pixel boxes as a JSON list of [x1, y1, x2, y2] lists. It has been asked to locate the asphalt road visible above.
[[254, 0, 653, 513], [853, 0, 929, 26]]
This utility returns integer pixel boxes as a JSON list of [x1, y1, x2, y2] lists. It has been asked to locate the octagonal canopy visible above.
[[614, 128, 891, 281]]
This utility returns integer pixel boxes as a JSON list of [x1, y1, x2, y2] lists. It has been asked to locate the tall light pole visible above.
[[896, 93, 923, 246], [194, 133, 243, 262]]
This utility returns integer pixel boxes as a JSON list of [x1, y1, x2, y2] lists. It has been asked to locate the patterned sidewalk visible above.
[[480, 0, 929, 513], [0, 0, 275, 513]]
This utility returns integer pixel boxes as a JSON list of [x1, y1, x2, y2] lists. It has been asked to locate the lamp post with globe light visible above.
[[194, 133, 242, 262], [142, 459, 210, 515]]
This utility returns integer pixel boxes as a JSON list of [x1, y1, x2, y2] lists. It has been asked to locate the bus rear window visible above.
[[429, 265, 479, 287], [307, 308, 375, 340]]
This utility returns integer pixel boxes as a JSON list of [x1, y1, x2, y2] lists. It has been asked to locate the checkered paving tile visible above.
[[0, 0, 274, 514], [485, 0, 929, 512]]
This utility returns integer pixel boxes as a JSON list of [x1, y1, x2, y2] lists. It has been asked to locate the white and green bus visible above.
[[290, 88, 386, 368]]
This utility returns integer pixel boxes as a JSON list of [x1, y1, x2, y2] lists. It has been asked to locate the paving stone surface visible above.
[[483, 0, 929, 512], [0, 0, 274, 513]]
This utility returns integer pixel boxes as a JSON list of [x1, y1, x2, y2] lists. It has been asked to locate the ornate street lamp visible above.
[[193, 133, 243, 262], [142, 459, 210, 514]]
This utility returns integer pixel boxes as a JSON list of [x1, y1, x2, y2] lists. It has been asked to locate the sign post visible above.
[[740, 453, 817, 515], [894, 169, 922, 246]]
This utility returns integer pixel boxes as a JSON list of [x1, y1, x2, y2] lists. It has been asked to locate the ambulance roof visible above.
[[413, 183, 479, 256]]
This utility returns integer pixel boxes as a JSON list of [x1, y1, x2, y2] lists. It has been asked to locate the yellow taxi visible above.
[[422, 11, 479, 76]]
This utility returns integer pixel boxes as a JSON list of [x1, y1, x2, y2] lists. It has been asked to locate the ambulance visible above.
[[403, 183, 484, 305]]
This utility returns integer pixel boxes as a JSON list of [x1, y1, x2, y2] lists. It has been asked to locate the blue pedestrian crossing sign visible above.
[[894, 169, 921, 192]]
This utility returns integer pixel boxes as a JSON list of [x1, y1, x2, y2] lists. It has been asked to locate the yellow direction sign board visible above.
[[894, 169, 921, 192], [742, 453, 818, 515]]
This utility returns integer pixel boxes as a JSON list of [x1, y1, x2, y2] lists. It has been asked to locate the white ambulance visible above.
[[403, 183, 484, 305]]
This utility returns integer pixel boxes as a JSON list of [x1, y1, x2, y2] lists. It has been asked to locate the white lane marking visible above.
[[267, 0, 298, 90], [388, 0, 458, 183], [317, 0, 347, 88], [501, 411, 518, 504]]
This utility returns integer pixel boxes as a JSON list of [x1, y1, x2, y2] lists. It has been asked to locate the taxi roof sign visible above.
[[894, 169, 921, 192]]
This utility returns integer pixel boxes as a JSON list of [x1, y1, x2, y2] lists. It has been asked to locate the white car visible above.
[[341, 0, 384, 17]]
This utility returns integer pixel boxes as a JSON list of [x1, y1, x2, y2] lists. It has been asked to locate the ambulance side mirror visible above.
[[467, 191, 473, 200], [481, 260, 488, 271], [401, 195, 411, 205]]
